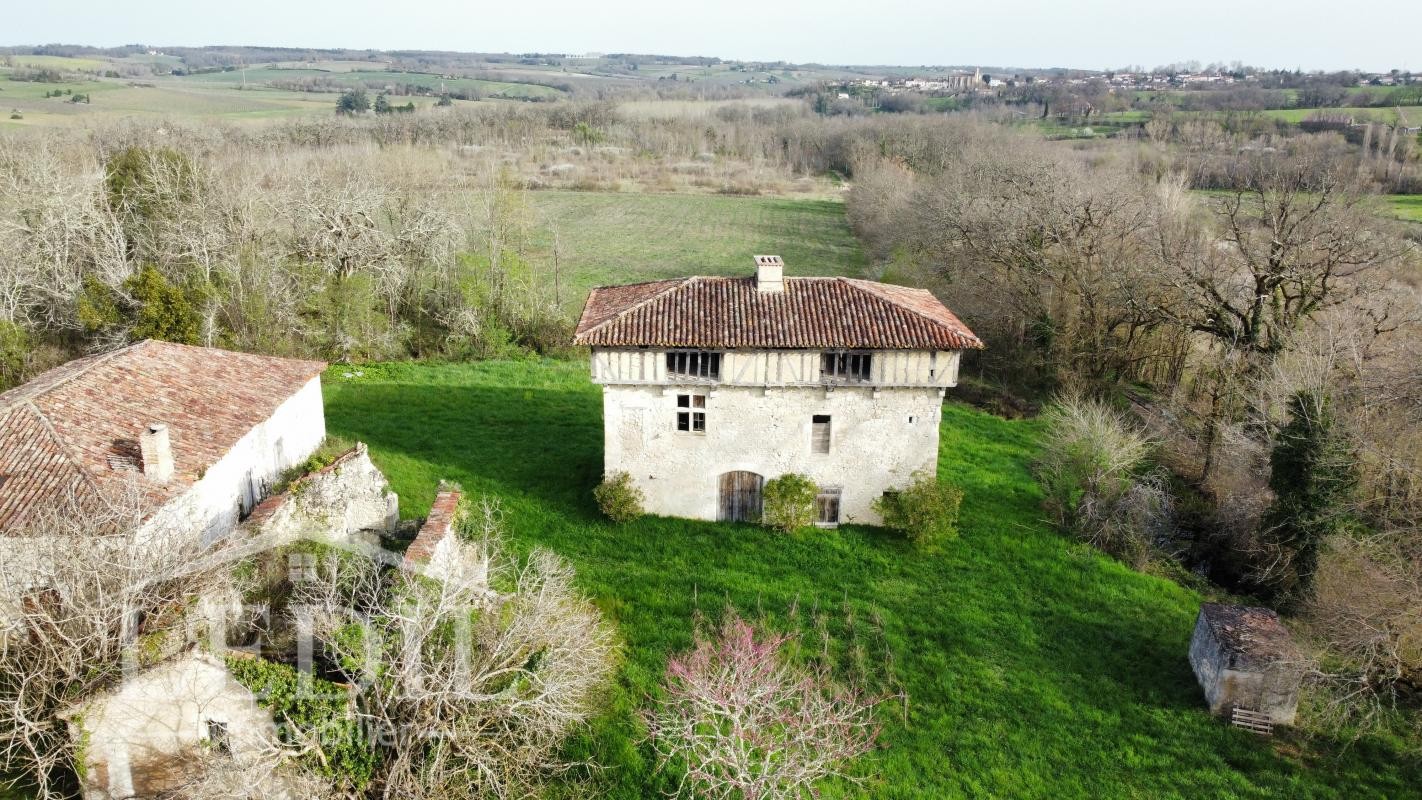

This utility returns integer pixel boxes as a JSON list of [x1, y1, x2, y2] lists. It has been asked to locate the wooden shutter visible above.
[[811, 415, 831, 453]]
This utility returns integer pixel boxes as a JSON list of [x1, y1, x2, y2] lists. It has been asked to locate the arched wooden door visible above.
[[718, 471, 764, 523]]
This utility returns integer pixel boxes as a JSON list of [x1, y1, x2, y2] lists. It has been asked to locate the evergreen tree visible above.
[[336, 89, 371, 115], [1260, 390, 1357, 605], [373, 93, 391, 114]]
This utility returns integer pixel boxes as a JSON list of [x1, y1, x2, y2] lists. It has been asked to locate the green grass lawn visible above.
[[1389, 195, 1422, 223], [323, 359, 1422, 798], [1260, 106, 1420, 125], [528, 191, 869, 305]]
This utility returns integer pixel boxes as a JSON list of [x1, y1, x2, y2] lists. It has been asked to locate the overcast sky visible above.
[[7, 0, 1419, 73]]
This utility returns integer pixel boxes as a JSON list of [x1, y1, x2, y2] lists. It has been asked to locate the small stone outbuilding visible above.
[[1188, 603, 1303, 725], [68, 651, 278, 799]]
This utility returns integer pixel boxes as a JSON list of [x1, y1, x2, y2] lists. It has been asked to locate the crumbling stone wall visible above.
[[243, 443, 397, 544]]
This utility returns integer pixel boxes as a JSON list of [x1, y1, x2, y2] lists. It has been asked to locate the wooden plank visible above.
[[1231, 707, 1274, 736]]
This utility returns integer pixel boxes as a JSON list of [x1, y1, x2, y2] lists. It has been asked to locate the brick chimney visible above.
[[139, 423, 174, 483], [754, 254, 784, 293]]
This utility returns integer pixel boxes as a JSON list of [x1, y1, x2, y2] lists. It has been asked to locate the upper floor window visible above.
[[822, 351, 872, 383], [811, 415, 832, 454], [667, 351, 721, 381], [676, 394, 707, 433]]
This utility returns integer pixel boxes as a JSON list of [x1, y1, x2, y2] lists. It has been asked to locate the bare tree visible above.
[[1166, 140, 1406, 362], [292, 501, 616, 799], [1302, 532, 1422, 741], [643, 611, 882, 800], [0, 485, 230, 799]]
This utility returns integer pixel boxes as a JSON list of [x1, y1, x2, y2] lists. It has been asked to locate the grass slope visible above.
[[529, 191, 869, 303], [324, 359, 1420, 799]]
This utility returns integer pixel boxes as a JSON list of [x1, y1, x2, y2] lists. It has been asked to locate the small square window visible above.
[[288, 553, 317, 583], [676, 394, 706, 433], [205, 719, 231, 755]]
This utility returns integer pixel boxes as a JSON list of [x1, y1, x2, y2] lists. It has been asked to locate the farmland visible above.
[[323, 358, 1422, 798], [0, 56, 570, 126], [527, 191, 867, 304], [1260, 106, 1421, 125], [0, 77, 352, 125], [173, 67, 566, 99]]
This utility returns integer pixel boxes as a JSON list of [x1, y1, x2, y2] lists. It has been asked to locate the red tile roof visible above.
[[572, 276, 983, 350], [0, 340, 326, 532]]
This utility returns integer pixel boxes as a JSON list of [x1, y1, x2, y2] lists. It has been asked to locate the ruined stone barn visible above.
[[67, 650, 282, 800], [0, 339, 327, 546], [1189, 603, 1303, 726], [573, 256, 983, 525]]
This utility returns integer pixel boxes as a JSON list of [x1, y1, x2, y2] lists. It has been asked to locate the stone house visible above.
[[0, 339, 328, 546], [1188, 603, 1303, 725], [573, 256, 982, 525]]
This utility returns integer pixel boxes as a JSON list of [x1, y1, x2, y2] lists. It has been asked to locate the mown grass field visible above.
[[527, 191, 868, 304], [323, 359, 1422, 799]]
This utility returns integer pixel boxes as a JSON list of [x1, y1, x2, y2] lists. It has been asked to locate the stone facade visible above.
[[70, 652, 278, 800], [575, 260, 981, 526], [1188, 603, 1303, 725], [138, 375, 328, 548], [243, 442, 398, 544], [598, 362, 952, 524]]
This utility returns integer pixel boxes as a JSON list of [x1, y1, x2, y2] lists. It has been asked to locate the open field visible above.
[[527, 191, 866, 303], [1, 54, 110, 72], [0, 73, 476, 126], [1391, 195, 1422, 222], [175, 67, 566, 99], [618, 96, 803, 118], [323, 358, 1422, 798], [269, 59, 393, 72], [1261, 106, 1421, 125]]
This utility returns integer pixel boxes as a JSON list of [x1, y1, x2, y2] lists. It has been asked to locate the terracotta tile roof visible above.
[[404, 489, 461, 567], [0, 340, 326, 532], [572, 276, 983, 350]]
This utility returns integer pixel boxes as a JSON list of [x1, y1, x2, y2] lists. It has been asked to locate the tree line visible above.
[[845, 117, 1422, 734]]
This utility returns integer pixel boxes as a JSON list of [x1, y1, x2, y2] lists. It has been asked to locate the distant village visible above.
[[828, 66, 1420, 97]]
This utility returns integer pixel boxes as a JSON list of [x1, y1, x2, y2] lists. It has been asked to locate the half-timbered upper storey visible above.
[[573, 256, 983, 389]]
